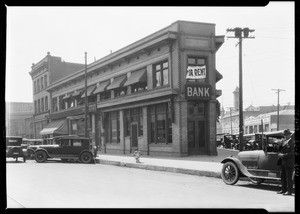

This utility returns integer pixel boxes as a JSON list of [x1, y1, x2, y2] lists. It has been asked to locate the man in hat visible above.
[[277, 129, 295, 196]]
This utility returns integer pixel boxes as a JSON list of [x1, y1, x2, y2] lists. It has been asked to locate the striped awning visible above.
[[124, 68, 147, 86], [93, 81, 110, 94], [81, 85, 96, 98], [106, 75, 127, 90], [40, 119, 68, 135]]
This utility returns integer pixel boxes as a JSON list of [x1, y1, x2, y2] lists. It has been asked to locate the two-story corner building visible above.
[[36, 20, 224, 157], [29, 52, 84, 138]]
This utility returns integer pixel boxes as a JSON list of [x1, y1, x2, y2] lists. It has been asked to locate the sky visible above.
[[5, 3, 295, 110]]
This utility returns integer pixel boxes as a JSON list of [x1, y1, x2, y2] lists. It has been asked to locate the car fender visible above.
[[221, 157, 254, 178], [34, 148, 50, 158], [79, 149, 93, 157]]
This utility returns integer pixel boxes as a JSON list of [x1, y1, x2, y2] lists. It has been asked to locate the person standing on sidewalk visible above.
[[277, 129, 294, 196]]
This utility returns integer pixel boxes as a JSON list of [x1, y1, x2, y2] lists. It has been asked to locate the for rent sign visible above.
[[185, 84, 211, 100]]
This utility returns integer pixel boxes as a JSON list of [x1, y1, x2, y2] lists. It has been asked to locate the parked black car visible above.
[[6, 136, 28, 162], [34, 135, 95, 164]]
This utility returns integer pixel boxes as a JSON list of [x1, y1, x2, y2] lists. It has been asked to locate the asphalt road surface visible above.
[[6, 158, 295, 211]]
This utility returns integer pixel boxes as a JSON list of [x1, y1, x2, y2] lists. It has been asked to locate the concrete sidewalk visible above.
[[95, 148, 239, 179]]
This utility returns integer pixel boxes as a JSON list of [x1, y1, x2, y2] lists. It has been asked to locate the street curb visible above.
[[95, 159, 221, 179]]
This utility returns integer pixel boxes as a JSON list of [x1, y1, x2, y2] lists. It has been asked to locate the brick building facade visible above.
[[30, 20, 224, 157]]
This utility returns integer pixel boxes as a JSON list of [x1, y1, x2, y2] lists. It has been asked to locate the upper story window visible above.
[[153, 61, 169, 88], [41, 77, 44, 90], [37, 79, 40, 92], [34, 81, 37, 93], [187, 56, 207, 83], [44, 74, 48, 88]]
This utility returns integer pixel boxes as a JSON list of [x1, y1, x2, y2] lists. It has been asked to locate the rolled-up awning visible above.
[[124, 68, 147, 86], [81, 85, 96, 98], [106, 75, 127, 90], [40, 119, 68, 135], [93, 81, 110, 94]]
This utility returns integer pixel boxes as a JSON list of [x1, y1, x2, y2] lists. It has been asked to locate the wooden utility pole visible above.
[[226, 27, 255, 151], [272, 88, 285, 131]]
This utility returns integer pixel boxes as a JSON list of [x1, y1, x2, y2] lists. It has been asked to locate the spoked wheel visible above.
[[35, 151, 47, 163], [221, 162, 240, 185], [80, 152, 93, 164], [249, 177, 265, 185]]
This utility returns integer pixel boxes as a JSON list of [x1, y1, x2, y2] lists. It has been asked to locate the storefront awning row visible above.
[[106, 75, 127, 90], [124, 68, 147, 86], [93, 80, 110, 94], [40, 119, 68, 135], [81, 85, 97, 98]]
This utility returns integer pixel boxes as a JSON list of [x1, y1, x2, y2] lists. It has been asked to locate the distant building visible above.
[[244, 106, 294, 133], [217, 86, 294, 134], [5, 102, 33, 137], [29, 52, 84, 138]]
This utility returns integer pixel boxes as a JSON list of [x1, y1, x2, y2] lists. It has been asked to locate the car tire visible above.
[[80, 152, 93, 164], [249, 177, 265, 185], [35, 151, 47, 163], [221, 161, 240, 185]]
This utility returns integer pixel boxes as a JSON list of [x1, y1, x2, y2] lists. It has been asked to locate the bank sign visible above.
[[185, 84, 211, 100]]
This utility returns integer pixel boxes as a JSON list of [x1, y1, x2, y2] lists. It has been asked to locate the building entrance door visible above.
[[131, 123, 138, 151], [188, 119, 206, 155]]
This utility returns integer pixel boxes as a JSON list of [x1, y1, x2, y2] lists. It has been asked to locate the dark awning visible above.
[[216, 69, 223, 83], [81, 85, 96, 98], [93, 81, 110, 94], [40, 119, 68, 135], [106, 75, 127, 90], [124, 68, 147, 86]]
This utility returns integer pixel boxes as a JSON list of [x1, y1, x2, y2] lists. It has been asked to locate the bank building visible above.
[[29, 20, 224, 157]]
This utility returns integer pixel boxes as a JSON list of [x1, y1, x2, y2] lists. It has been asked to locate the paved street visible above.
[[6, 159, 294, 211]]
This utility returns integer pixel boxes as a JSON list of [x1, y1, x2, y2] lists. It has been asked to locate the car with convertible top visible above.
[[220, 130, 295, 185]]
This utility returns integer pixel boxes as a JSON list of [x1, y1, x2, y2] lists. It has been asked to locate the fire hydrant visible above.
[[133, 149, 141, 163]]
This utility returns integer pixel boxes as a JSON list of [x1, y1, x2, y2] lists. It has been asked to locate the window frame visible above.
[[153, 60, 169, 88]]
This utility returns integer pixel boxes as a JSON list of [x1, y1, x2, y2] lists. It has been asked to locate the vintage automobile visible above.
[[23, 138, 44, 159], [34, 135, 95, 164], [220, 130, 295, 185], [6, 136, 28, 162]]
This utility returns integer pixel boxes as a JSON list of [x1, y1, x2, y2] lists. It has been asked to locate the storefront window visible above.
[[107, 111, 120, 143], [149, 103, 172, 144]]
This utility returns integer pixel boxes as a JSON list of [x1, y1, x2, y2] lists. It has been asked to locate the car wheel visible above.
[[35, 151, 47, 163], [249, 177, 265, 185], [221, 161, 240, 185], [80, 152, 93, 164]]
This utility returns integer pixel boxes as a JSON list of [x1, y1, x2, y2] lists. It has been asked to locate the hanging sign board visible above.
[[186, 65, 206, 79], [185, 84, 211, 100]]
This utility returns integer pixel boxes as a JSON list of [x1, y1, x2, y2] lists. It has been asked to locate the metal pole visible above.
[[230, 107, 233, 135], [239, 36, 244, 151], [272, 89, 285, 131], [84, 52, 88, 138]]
